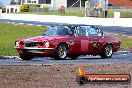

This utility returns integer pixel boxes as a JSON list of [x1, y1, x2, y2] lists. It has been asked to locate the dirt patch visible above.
[[0, 64, 132, 88]]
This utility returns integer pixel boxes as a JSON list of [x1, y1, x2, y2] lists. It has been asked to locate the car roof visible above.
[[48, 24, 95, 27]]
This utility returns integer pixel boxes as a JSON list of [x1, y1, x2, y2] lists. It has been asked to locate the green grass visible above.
[[16, 9, 132, 18], [0, 23, 45, 56], [18, 8, 85, 17], [17, 11, 85, 17], [107, 9, 132, 18], [117, 35, 132, 50], [0, 22, 132, 56], [107, 33, 132, 51]]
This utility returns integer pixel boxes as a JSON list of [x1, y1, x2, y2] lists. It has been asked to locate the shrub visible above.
[[20, 4, 41, 12], [20, 4, 29, 12], [0, 7, 6, 13], [40, 4, 49, 8]]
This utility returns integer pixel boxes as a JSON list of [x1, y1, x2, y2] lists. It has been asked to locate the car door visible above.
[[76, 26, 90, 54], [87, 26, 105, 54], [66, 26, 81, 55]]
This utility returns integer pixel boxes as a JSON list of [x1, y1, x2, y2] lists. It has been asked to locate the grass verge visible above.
[[106, 33, 132, 51], [0, 22, 131, 56], [17, 9, 132, 18], [0, 23, 45, 56], [17, 12, 85, 17]]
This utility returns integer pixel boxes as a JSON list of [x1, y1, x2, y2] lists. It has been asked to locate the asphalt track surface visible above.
[[0, 51, 132, 65], [0, 19, 132, 36]]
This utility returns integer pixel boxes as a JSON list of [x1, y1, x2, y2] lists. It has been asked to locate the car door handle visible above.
[[87, 37, 90, 39]]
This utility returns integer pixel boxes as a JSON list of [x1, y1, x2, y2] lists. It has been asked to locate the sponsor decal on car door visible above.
[[81, 39, 89, 52]]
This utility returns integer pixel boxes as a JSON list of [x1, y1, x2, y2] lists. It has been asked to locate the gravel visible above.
[[0, 64, 132, 88]]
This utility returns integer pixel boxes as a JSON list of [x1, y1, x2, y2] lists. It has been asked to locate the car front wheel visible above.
[[101, 44, 113, 59], [54, 44, 68, 60]]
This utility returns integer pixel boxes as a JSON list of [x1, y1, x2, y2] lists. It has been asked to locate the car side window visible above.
[[96, 28, 103, 36], [86, 26, 102, 36], [74, 26, 103, 36], [90, 27, 97, 35], [75, 26, 86, 36]]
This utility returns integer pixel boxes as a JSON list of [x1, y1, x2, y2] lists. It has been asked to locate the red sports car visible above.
[[15, 25, 121, 60]]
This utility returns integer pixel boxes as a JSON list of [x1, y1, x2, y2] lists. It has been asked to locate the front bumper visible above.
[[15, 47, 54, 54]]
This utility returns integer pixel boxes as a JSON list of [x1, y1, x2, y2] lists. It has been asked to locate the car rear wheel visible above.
[[101, 44, 113, 59], [20, 54, 33, 60], [54, 44, 68, 60]]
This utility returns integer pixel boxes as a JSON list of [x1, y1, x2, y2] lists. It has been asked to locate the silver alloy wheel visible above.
[[58, 45, 67, 59], [105, 45, 112, 57], [101, 44, 113, 59]]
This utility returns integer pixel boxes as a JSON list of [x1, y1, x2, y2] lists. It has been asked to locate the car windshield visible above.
[[43, 26, 74, 36]]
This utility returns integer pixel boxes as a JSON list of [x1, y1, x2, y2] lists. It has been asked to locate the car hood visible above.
[[17, 35, 68, 42]]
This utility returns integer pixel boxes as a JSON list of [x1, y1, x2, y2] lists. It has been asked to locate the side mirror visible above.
[[96, 27, 104, 36], [73, 30, 78, 37], [101, 32, 105, 36]]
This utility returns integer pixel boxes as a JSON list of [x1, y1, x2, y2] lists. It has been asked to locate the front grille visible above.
[[25, 42, 38, 47]]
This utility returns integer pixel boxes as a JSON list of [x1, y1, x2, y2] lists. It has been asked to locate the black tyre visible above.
[[20, 54, 33, 60], [54, 43, 68, 60], [101, 44, 113, 59]]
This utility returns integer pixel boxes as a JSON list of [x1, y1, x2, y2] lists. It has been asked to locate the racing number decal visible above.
[[68, 40, 74, 45], [92, 39, 99, 49], [67, 38, 74, 45]]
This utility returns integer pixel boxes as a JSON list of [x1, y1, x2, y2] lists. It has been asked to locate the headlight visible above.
[[15, 42, 19, 47], [45, 42, 49, 48]]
